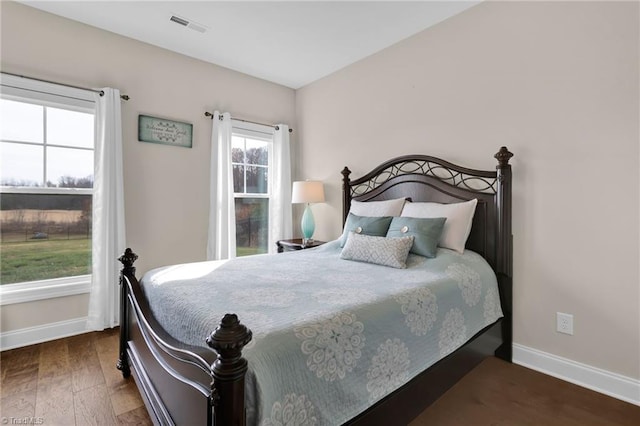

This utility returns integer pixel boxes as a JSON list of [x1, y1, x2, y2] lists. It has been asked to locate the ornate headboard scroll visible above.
[[341, 147, 512, 272], [342, 147, 513, 359]]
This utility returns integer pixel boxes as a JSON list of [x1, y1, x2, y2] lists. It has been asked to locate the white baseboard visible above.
[[513, 343, 640, 406], [0, 317, 88, 351]]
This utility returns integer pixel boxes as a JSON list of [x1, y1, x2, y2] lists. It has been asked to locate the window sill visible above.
[[0, 275, 91, 306]]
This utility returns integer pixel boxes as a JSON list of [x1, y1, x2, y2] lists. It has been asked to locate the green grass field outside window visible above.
[[1, 238, 91, 284]]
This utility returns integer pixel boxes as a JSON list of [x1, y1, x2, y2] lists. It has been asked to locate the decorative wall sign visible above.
[[138, 115, 193, 148]]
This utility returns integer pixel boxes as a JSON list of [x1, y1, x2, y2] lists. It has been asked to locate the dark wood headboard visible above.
[[341, 147, 513, 360]]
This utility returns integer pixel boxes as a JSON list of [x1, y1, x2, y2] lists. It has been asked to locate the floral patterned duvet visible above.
[[140, 240, 503, 425]]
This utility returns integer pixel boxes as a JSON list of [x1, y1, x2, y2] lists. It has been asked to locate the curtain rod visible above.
[[1, 72, 130, 100], [204, 111, 293, 133]]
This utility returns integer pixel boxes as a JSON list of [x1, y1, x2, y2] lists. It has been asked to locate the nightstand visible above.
[[276, 238, 326, 253]]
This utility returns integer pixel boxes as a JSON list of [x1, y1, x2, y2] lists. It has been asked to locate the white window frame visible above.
[[231, 121, 274, 254], [0, 74, 96, 306]]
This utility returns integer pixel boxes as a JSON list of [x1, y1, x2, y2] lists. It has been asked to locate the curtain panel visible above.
[[207, 111, 236, 260], [269, 125, 293, 253], [87, 88, 126, 331]]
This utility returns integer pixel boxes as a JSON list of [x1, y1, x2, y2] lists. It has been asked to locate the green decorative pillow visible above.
[[339, 213, 393, 247], [341, 232, 414, 269], [386, 217, 446, 258]]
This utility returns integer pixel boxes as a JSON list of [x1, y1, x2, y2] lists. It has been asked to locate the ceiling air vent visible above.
[[169, 15, 189, 26], [169, 15, 207, 33]]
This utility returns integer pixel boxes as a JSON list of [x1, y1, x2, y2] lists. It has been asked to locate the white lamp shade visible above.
[[291, 181, 325, 204]]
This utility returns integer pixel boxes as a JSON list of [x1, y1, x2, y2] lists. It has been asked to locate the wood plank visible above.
[[109, 379, 145, 417], [1, 345, 40, 380], [38, 338, 71, 380], [94, 328, 145, 416], [95, 329, 123, 388], [117, 406, 153, 426], [67, 333, 105, 392], [0, 389, 36, 420], [73, 383, 118, 425], [35, 374, 74, 425], [1, 369, 38, 399]]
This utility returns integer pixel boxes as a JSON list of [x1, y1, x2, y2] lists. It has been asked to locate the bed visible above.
[[116, 146, 513, 425]]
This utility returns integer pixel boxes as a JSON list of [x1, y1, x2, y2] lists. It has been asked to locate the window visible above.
[[232, 125, 272, 257], [0, 76, 95, 303]]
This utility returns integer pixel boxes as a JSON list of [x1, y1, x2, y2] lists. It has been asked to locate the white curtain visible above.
[[87, 88, 126, 331], [269, 125, 293, 253], [207, 111, 236, 260]]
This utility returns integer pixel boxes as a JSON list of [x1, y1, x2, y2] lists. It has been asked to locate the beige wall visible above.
[[296, 1, 639, 379], [0, 2, 296, 332]]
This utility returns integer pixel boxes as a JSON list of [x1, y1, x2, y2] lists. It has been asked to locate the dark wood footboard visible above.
[[118, 249, 252, 426]]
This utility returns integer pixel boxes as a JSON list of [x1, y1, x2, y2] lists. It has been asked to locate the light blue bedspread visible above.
[[140, 240, 503, 425]]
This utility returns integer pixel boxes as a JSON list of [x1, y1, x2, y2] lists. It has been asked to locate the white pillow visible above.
[[349, 198, 406, 217], [401, 199, 478, 253]]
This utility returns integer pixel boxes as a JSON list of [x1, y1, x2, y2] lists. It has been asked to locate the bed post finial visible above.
[[119, 248, 138, 277], [206, 313, 252, 426], [342, 166, 352, 225], [494, 146, 513, 168], [117, 248, 138, 378]]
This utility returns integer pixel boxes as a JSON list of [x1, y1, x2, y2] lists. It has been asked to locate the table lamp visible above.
[[291, 181, 325, 244]]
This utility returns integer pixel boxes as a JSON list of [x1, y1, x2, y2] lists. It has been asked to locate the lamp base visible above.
[[301, 203, 316, 244]]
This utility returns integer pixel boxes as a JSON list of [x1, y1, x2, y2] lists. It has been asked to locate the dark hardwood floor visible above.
[[1, 328, 150, 425], [1, 329, 639, 425], [411, 357, 640, 426]]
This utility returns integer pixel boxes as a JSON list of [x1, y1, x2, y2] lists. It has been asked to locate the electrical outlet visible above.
[[556, 312, 574, 335]]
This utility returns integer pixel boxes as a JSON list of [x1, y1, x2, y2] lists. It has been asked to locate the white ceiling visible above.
[[20, 1, 480, 89]]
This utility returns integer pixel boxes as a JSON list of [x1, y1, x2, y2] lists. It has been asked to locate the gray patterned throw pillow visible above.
[[340, 232, 414, 269]]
